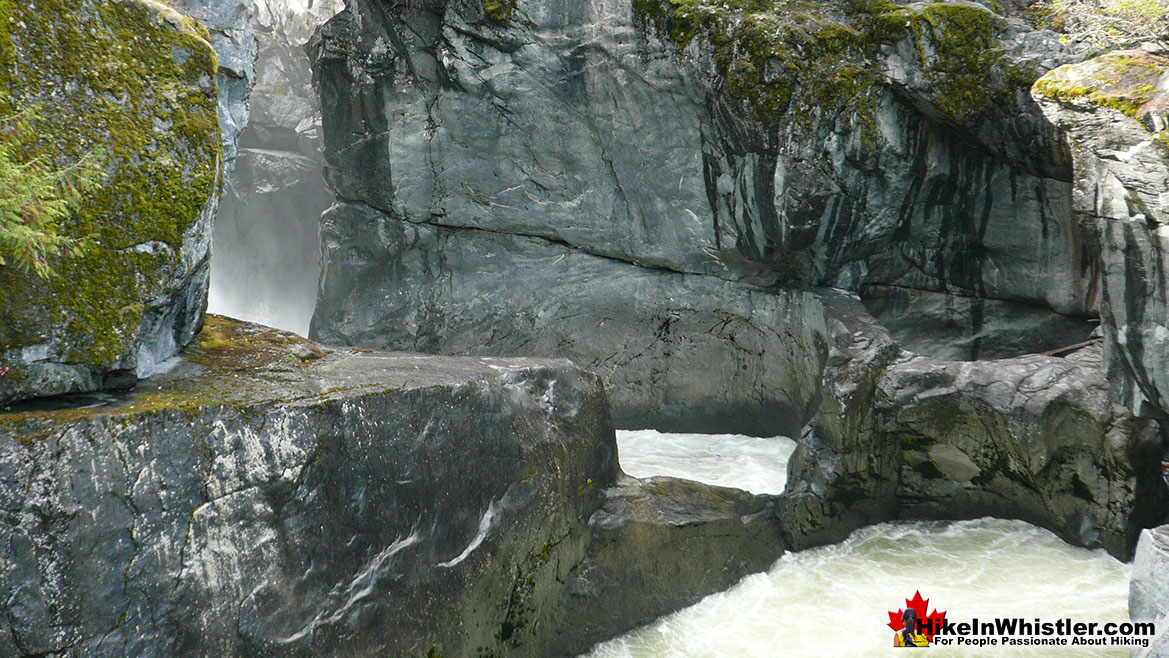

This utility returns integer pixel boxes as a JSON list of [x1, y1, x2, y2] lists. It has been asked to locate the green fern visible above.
[[0, 106, 101, 279]]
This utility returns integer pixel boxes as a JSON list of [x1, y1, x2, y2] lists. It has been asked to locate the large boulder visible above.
[[0, 316, 618, 657], [553, 475, 785, 655], [1033, 50, 1169, 419], [780, 294, 1166, 559], [0, 0, 223, 405], [0, 315, 801, 656]]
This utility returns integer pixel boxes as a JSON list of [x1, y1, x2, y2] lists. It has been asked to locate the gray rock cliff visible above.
[[306, 0, 1097, 434], [176, 0, 258, 169], [1034, 50, 1169, 421], [305, 0, 1168, 560]]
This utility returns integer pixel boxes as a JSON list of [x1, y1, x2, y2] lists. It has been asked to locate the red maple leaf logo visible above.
[[887, 590, 947, 641]]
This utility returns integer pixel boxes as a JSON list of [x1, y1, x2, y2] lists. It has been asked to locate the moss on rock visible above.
[[635, 0, 1027, 133], [483, 0, 518, 21], [0, 0, 222, 402], [1033, 50, 1168, 127]]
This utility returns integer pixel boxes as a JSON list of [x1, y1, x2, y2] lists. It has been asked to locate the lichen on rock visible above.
[[0, 0, 223, 404]]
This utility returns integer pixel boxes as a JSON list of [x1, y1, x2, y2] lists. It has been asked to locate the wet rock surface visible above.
[[306, 0, 1095, 425], [780, 294, 1166, 559], [0, 317, 619, 657], [311, 201, 830, 435], [554, 475, 785, 656], [1034, 50, 1169, 420], [0, 0, 223, 405]]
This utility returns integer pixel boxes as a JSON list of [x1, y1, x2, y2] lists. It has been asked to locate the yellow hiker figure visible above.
[[895, 608, 930, 647]]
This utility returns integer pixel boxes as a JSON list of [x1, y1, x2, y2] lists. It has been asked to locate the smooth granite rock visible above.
[[0, 316, 619, 657], [881, 342, 1164, 557], [308, 0, 1094, 383], [0, 0, 223, 404], [311, 201, 830, 435], [1034, 50, 1169, 420]]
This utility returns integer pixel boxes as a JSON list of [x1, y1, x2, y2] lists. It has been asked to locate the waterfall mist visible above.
[[207, 0, 344, 336]]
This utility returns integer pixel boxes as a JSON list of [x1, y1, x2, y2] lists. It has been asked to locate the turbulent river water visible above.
[[586, 431, 1133, 657]]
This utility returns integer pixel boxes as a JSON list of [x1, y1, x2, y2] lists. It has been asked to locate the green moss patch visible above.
[[0, 316, 334, 441], [635, 0, 1027, 135], [189, 315, 330, 373], [1033, 50, 1168, 126], [0, 0, 221, 369], [483, 0, 517, 21]]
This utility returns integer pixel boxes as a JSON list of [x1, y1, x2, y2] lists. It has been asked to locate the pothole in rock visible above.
[[616, 429, 796, 495], [861, 285, 1098, 361]]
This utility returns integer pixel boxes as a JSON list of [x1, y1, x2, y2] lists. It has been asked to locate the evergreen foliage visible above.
[[0, 106, 99, 279]]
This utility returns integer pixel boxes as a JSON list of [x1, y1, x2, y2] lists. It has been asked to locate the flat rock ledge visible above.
[[0, 316, 779, 658]]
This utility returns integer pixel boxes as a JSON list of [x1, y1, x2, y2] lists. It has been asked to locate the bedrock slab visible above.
[[311, 201, 830, 436]]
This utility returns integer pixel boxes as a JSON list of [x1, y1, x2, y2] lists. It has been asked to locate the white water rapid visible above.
[[591, 431, 1133, 657]]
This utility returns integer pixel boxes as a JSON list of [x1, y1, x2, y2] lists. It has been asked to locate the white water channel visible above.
[[588, 431, 1133, 657]]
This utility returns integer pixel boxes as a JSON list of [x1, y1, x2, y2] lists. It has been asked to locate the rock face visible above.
[[208, 0, 342, 335], [780, 294, 1165, 559], [312, 202, 830, 435], [0, 316, 797, 657], [1034, 50, 1169, 420], [1131, 525, 1169, 657], [0, 316, 619, 657], [0, 0, 223, 405], [305, 0, 1166, 557], [554, 475, 785, 656], [175, 0, 256, 170], [307, 0, 1094, 431]]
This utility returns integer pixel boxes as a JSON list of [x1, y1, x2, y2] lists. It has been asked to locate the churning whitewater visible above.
[[594, 431, 1132, 657]]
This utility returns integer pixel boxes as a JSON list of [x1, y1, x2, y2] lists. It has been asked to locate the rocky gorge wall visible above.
[[1034, 50, 1169, 421], [1, 0, 1167, 655], [306, 0, 1099, 436], [208, 0, 342, 335], [305, 0, 1169, 559]]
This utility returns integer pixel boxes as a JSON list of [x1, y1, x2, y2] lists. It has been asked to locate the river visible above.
[[584, 431, 1133, 657]]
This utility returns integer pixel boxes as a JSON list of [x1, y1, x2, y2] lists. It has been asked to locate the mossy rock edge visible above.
[[0, 0, 223, 405]]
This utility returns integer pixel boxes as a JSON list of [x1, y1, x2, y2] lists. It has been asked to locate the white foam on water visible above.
[[585, 518, 1131, 657], [616, 430, 796, 495], [597, 431, 1133, 658]]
